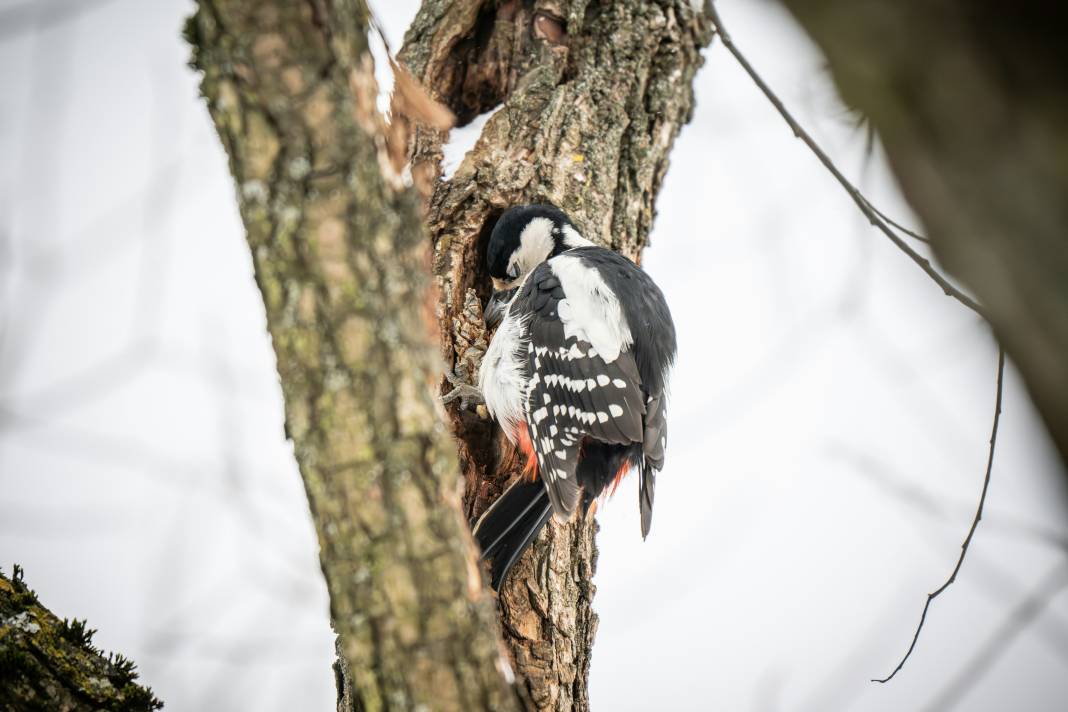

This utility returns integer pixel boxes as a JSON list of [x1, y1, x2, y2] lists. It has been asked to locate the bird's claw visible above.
[[442, 364, 486, 413], [442, 383, 485, 411]]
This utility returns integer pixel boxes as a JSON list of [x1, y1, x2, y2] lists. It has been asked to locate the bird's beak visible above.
[[484, 288, 515, 329]]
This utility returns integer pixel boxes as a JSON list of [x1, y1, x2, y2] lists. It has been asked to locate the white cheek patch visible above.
[[550, 255, 633, 363], [562, 224, 594, 248], [507, 217, 555, 278]]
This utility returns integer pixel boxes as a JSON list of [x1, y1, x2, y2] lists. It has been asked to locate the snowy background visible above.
[[2, 0, 1066, 710]]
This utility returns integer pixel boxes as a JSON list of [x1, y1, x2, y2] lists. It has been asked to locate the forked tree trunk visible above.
[[187, 1, 711, 710]]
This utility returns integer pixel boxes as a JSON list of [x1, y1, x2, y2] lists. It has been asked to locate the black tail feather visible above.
[[472, 478, 553, 591], [639, 460, 656, 539]]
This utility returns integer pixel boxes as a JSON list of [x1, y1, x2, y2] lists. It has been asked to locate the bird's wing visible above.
[[517, 263, 646, 520], [551, 247, 675, 537]]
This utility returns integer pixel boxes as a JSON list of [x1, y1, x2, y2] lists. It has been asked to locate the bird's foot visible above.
[[442, 383, 485, 411], [442, 366, 486, 413]]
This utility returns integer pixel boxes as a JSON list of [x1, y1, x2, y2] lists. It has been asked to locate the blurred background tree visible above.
[[781, 0, 1068, 468]]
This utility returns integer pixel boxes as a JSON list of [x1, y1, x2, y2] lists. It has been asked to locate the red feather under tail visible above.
[[515, 427, 538, 482]]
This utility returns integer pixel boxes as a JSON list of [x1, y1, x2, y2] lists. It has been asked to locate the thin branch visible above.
[[872, 348, 1006, 683], [921, 561, 1068, 712], [706, 4, 981, 316], [863, 198, 931, 244]]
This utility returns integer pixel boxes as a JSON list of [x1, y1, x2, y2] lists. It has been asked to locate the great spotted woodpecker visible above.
[[471, 204, 676, 590]]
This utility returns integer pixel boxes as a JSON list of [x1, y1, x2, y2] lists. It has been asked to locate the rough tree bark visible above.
[[186, 3, 517, 711], [398, 1, 711, 709], [778, 0, 1068, 468], [0, 566, 162, 711], [187, 0, 711, 710]]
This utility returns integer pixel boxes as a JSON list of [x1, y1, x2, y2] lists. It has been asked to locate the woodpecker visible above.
[[471, 204, 676, 590]]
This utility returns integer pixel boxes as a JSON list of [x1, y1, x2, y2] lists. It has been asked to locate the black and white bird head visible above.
[[484, 204, 592, 326]]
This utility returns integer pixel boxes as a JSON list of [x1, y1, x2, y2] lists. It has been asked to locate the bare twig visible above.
[[863, 198, 931, 244], [872, 348, 1006, 683], [921, 561, 1068, 712], [706, 4, 981, 316]]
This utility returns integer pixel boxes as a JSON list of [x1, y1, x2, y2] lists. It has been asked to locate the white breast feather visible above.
[[478, 308, 529, 441], [549, 255, 633, 362]]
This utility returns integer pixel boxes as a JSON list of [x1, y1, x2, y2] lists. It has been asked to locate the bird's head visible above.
[[485, 204, 592, 291], [483, 204, 592, 327]]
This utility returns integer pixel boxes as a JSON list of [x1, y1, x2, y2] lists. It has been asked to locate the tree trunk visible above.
[[187, 0, 712, 709], [778, 0, 1068, 469], [0, 566, 162, 711], [399, 1, 711, 709], [186, 4, 517, 711]]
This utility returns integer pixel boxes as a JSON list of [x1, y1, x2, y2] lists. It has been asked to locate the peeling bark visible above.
[[399, 2, 712, 709], [0, 566, 162, 712], [779, 0, 1068, 468]]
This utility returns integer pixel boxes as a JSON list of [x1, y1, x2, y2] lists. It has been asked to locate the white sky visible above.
[[1, 1, 1066, 711]]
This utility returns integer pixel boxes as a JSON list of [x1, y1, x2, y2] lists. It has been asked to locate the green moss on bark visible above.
[[0, 566, 162, 712]]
